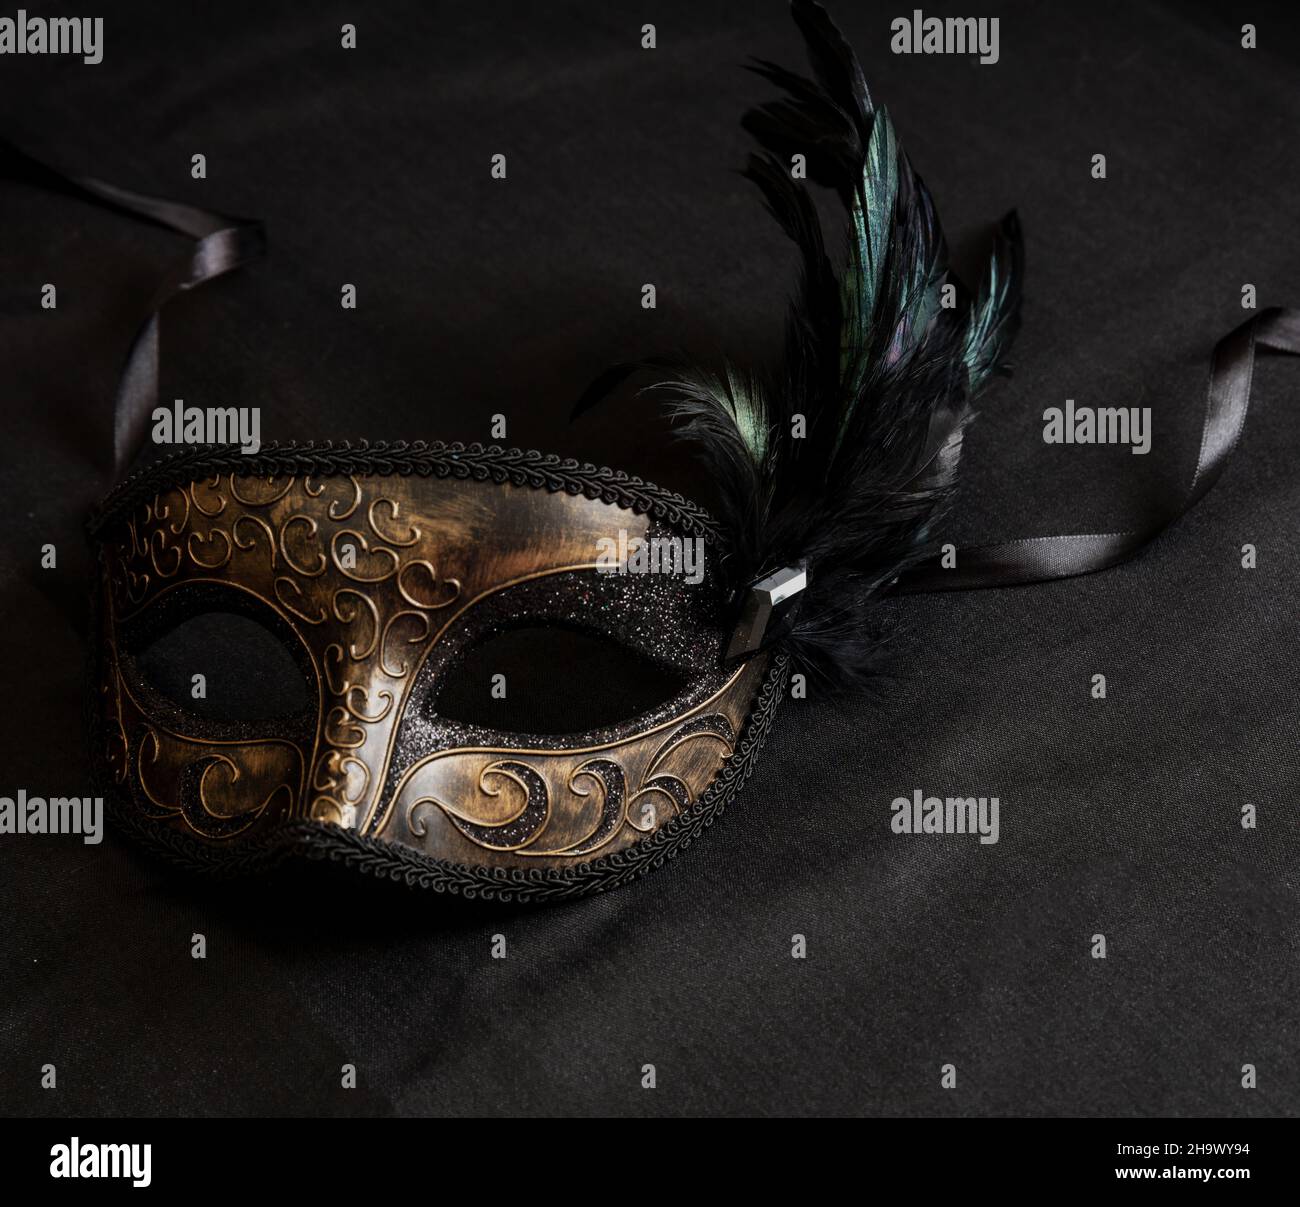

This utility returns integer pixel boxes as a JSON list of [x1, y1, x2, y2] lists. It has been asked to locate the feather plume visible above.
[[576, 0, 1024, 688]]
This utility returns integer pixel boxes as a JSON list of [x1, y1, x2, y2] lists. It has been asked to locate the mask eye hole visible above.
[[433, 624, 691, 736], [133, 610, 312, 722]]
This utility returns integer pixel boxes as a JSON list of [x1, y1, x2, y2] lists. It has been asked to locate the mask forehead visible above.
[[92, 461, 774, 879]]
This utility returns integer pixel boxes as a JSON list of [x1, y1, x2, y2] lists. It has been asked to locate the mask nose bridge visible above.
[[304, 626, 431, 831], [290, 496, 469, 832]]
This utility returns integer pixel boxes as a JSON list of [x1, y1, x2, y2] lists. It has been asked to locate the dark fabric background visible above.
[[1, 0, 1298, 1117]]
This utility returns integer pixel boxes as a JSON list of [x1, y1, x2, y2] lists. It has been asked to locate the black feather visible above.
[[576, 0, 1024, 689]]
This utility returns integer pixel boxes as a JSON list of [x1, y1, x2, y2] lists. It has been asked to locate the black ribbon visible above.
[[0, 139, 265, 480], [897, 307, 1300, 592]]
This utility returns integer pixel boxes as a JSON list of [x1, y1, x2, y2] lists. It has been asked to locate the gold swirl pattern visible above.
[[303, 473, 362, 521], [187, 527, 232, 569], [331, 589, 379, 660], [330, 528, 400, 582], [123, 698, 302, 840], [191, 475, 227, 516], [388, 668, 761, 868], [368, 497, 421, 547], [279, 514, 328, 576]]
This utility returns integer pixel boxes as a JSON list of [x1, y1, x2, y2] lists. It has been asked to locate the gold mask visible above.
[[88, 446, 785, 901]]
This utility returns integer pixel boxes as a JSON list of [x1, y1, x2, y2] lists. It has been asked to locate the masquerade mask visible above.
[[88, 449, 782, 898], [16, 0, 1293, 901]]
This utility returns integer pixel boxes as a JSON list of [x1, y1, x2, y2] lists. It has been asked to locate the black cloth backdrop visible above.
[[1, 0, 1298, 1117]]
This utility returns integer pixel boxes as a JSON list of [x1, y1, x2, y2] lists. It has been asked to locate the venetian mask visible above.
[[89, 448, 783, 900]]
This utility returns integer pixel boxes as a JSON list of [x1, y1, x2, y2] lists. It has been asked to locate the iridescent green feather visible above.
[[836, 107, 898, 456], [962, 210, 1024, 391]]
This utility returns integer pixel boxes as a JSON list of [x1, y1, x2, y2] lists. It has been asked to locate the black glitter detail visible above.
[[636, 775, 692, 820], [657, 712, 737, 750], [438, 760, 550, 850], [564, 759, 626, 855]]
